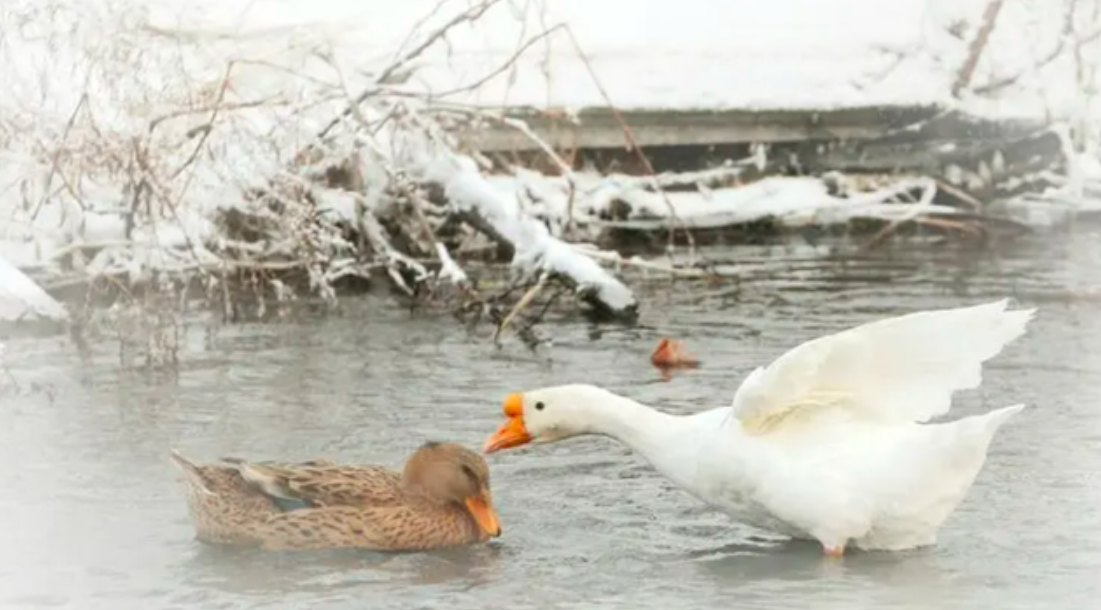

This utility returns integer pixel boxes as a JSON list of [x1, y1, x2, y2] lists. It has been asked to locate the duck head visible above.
[[404, 441, 502, 538]]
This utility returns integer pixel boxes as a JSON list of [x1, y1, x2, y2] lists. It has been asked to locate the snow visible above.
[[0, 0, 1098, 319], [586, 177, 956, 230], [0, 255, 69, 322], [478, 170, 960, 236], [423, 152, 637, 315], [4, 0, 1097, 125], [434, 243, 469, 286], [116, 0, 1098, 119]]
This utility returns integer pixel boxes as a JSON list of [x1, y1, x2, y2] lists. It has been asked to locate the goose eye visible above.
[[535, 402, 545, 411]]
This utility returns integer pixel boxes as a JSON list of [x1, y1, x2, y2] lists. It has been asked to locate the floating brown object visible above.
[[650, 338, 700, 369]]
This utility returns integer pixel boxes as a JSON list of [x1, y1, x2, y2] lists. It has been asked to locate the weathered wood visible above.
[[464, 105, 1065, 202], [461, 106, 946, 151]]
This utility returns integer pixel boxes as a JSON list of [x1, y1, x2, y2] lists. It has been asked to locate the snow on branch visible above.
[[418, 151, 638, 319], [489, 172, 958, 233], [0, 255, 70, 323], [1, 0, 631, 328]]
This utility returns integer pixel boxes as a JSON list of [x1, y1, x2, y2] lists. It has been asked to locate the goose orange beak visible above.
[[482, 393, 532, 454], [464, 492, 502, 537]]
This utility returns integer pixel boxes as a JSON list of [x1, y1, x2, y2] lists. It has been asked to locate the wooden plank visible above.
[[459, 105, 947, 152]]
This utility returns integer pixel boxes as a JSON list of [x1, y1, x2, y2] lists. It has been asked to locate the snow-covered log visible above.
[[424, 154, 638, 320], [0, 255, 69, 323], [492, 172, 958, 233]]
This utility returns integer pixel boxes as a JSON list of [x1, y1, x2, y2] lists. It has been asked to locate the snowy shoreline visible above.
[[2, 0, 1100, 327]]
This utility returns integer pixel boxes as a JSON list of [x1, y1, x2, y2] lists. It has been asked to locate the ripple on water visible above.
[[2, 230, 1101, 609]]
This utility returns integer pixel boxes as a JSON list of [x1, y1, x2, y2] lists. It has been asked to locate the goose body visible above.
[[483, 300, 1033, 555]]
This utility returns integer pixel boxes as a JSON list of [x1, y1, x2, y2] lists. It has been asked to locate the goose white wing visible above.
[[730, 299, 1034, 433]]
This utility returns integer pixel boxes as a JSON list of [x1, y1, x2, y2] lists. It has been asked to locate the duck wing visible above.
[[224, 458, 404, 508]]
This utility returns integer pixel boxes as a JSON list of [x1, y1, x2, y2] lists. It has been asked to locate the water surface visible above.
[[2, 230, 1100, 610]]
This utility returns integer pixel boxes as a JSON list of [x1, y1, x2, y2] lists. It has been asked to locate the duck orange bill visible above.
[[482, 416, 532, 454], [464, 495, 502, 537]]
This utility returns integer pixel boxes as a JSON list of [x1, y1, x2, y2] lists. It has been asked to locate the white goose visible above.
[[483, 299, 1033, 556]]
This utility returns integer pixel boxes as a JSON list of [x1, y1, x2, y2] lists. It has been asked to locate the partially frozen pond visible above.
[[2, 230, 1100, 610]]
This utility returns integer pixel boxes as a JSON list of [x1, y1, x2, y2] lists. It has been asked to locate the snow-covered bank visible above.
[[0, 0, 650, 323], [1, 0, 1100, 328], [37, 0, 1097, 119]]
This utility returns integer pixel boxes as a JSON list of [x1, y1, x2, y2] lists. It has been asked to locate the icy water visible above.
[[2, 229, 1101, 610]]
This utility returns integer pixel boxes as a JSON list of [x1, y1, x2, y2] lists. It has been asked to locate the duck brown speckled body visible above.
[[170, 441, 501, 552]]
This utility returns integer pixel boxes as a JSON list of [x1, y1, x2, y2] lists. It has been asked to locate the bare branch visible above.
[[316, 0, 505, 140], [29, 91, 88, 221], [953, 0, 1006, 96], [974, 26, 1101, 94], [428, 24, 566, 99], [560, 25, 697, 259]]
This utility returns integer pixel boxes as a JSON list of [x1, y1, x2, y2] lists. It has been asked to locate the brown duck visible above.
[[170, 441, 501, 551]]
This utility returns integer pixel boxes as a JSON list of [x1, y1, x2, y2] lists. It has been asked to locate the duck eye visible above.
[[535, 401, 545, 411], [460, 464, 478, 482]]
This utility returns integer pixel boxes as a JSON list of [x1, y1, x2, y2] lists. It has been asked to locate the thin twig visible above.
[[130, 139, 214, 279], [317, 0, 505, 140], [390, 0, 455, 67], [428, 24, 566, 99], [29, 92, 88, 221], [935, 178, 984, 211], [953, 0, 1005, 97], [168, 61, 238, 179], [860, 178, 939, 252], [975, 25, 1101, 94], [30, 137, 90, 216], [327, 56, 468, 286], [148, 96, 288, 133], [572, 246, 709, 278], [914, 216, 984, 237], [494, 272, 547, 345], [560, 25, 696, 259]]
